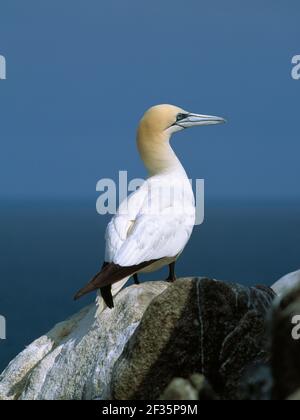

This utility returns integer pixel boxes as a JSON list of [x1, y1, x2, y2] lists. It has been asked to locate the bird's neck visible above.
[[137, 131, 184, 176]]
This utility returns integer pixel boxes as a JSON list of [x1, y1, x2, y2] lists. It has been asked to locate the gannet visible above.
[[74, 104, 225, 310]]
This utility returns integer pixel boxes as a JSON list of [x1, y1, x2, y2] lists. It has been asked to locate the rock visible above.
[[111, 278, 275, 400], [271, 283, 300, 400], [0, 277, 276, 401], [238, 364, 272, 400], [0, 282, 168, 400], [272, 270, 300, 297], [160, 377, 199, 400], [287, 389, 300, 400], [160, 374, 218, 400]]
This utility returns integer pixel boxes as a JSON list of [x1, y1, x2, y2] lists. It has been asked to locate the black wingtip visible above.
[[73, 292, 82, 301], [73, 288, 88, 301]]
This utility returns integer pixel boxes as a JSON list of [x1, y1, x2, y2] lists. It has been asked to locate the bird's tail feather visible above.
[[74, 259, 159, 301]]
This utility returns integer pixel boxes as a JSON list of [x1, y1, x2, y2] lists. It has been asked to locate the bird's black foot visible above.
[[133, 273, 140, 285], [101, 285, 114, 309], [166, 262, 176, 283], [100, 262, 114, 308]]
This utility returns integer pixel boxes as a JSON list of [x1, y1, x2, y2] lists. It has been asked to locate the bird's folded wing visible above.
[[105, 183, 149, 262], [113, 211, 192, 267]]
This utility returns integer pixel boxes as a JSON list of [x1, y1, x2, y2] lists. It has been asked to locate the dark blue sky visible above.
[[0, 0, 299, 200]]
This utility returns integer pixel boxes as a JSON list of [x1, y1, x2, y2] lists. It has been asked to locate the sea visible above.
[[0, 199, 299, 372]]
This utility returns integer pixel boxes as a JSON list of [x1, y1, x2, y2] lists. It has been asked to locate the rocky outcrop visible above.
[[160, 374, 218, 400], [238, 364, 273, 400], [0, 276, 285, 401], [0, 282, 168, 400], [111, 278, 275, 400], [288, 389, 300, 400]]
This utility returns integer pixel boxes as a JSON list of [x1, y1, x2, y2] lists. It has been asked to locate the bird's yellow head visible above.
[[138, 104, 226, 139], [137, 104, 226, 174], [138, 104, 185, 137]]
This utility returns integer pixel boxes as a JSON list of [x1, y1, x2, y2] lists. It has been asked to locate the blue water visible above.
[[0, 199, 300, 373]]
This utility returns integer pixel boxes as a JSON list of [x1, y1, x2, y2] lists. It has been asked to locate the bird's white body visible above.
[[105, 167, 196, 269], [97, 166, 196, 313]]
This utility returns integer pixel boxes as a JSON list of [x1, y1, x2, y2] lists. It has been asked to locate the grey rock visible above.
[[271, 283, 300, 400], [272, 270, 300, 297], [111, 278, 275, 400], [287, 389, 300, 400], [238, 364, 272, 400], [160, 377, 199, 400], [160, 374, 218, 400], [0, 276, 276, 401], [0, 282, 168, 400]]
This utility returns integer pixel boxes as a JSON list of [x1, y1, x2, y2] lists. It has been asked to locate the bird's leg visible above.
[[133, 273, 140, 285], [100, 262, 114, 309], [166, 262, 176, 283], [100, 285, 114, 309]]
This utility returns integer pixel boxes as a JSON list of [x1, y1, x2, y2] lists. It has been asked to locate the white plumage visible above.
[[106, 170, 195, 267]]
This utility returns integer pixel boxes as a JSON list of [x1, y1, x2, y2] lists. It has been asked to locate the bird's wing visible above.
[[113, 210, 194, 267], [105, 175, 195, 264], [104, 183, 149, 262]]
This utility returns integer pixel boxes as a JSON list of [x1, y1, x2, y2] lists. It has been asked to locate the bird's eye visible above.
[[176, 113, 188, 122]]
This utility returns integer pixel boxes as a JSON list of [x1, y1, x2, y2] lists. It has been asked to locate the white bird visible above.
[[74, 104, 225, 310]]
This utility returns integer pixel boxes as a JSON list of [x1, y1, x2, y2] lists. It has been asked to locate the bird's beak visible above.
[[178, 113, 226, 129]]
